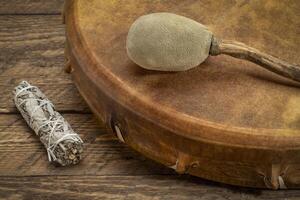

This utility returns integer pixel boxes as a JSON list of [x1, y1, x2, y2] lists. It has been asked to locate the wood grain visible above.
[[2, 1, 300, 198], [1, 176, 300, 200], [0, 15, 89, 113], [0, 0, 64, 15], [0, 15, 64, 73], [0, 114, 174, 176]]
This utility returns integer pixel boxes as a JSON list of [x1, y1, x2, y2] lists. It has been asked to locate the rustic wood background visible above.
[[1, 1, 300, 199]]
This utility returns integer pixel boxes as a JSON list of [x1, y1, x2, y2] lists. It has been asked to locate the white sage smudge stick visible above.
[[13, 81, 84, 166]]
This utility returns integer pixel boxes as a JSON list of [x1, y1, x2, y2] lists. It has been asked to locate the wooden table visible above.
[[1, 1, 300, 199]]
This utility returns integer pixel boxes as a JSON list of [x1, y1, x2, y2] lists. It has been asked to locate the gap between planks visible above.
[[1, 175, 300, 200]]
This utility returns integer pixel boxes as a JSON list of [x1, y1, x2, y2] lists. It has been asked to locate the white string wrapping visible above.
[[13, 81, 84, 166]]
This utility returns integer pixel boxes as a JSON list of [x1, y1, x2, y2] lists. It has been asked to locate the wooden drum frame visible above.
[[64, 0, 300, 189]]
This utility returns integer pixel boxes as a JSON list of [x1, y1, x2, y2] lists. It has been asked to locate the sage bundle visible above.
[[13, 81, 83, 166]]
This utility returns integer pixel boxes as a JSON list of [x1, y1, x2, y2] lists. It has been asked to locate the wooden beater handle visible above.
[[210, 37, 300, 82]]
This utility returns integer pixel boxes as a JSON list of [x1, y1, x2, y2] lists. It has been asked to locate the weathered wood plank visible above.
[[0, 15, 89, 113], [0, 114, 174, 176], [1, 175, 300, 200], [0, 0, 64, 14], [0, 15, 64, 72]]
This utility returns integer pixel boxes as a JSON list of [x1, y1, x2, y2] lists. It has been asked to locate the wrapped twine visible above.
[[13, 81, 83, 166]]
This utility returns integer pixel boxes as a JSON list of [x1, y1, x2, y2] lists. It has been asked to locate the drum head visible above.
[[65, 0, 300, 189]]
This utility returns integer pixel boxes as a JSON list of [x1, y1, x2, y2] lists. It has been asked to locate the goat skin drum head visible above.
[[126, 13, 213, 71], [64, 0, 300, 189]]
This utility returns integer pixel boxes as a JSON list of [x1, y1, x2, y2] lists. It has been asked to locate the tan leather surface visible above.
[[66, 0, 300, 189], [75, 0, 300, 132]]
